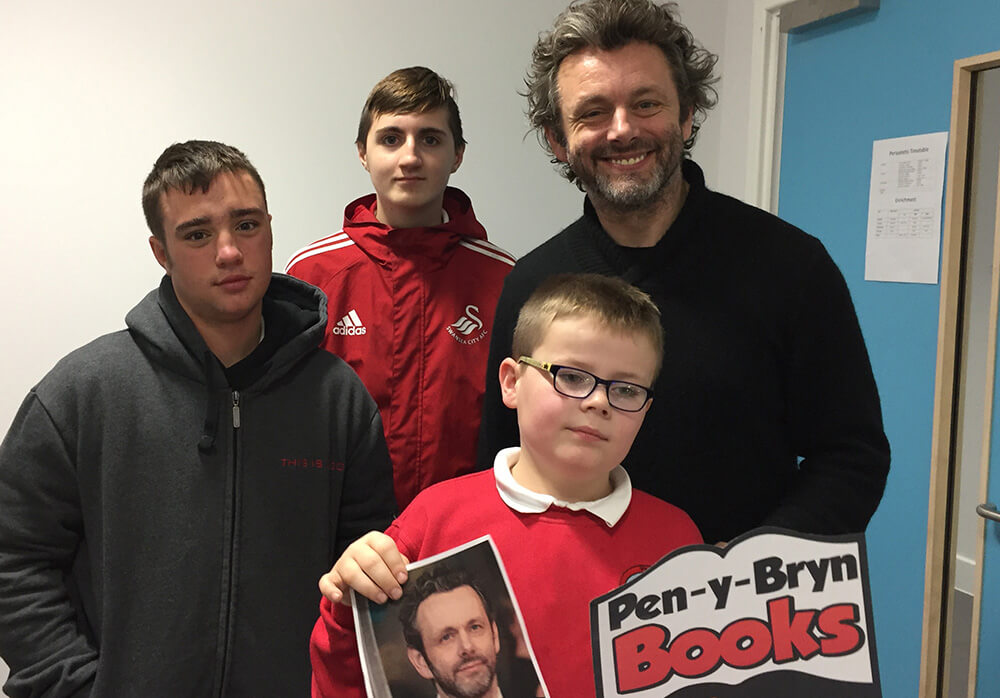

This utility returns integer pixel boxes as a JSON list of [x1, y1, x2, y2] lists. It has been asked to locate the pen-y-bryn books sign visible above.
[[590, 529, 881, 697]]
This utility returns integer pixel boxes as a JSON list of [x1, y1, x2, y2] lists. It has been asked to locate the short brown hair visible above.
[[356, 66, 465, 150], [512, 273, 664, 378], [524, 0, 718, 181], [142, 140, 266, 242]]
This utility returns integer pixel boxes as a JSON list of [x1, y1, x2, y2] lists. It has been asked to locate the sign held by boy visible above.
[[591, 529, 882, 698]]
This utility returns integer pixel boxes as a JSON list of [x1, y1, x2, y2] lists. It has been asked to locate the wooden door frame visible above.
[[921, 49, 1000, 698]]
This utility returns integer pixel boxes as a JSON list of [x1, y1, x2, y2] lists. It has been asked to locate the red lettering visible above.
[[720, 618, 772, 669], [817, 603, 863, 656], [613, 624, 672, 692], [768, 596, 820, 662], [610, 599, 864, 691], [670, 628, 722, 678]]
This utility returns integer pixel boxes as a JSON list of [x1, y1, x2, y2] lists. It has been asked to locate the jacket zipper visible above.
[[218, 390, 240, 696], [232, 390, 241, 429]]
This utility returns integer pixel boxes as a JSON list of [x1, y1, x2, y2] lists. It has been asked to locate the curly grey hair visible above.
[[524, 0, 718, 183]]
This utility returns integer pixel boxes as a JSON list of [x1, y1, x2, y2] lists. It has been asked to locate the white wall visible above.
[[665, 0, 755, 200], [0, 0, 754, 690]]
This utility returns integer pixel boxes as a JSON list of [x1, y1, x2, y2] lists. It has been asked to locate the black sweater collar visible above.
[[570, 159, 707, 285]]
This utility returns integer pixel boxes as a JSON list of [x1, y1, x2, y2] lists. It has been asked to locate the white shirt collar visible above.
[[493, 447, 632, 527]]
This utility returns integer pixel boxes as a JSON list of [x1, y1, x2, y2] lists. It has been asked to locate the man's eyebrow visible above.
[[230, 207, 266, 219], [174, 208, 264, 234], [630, 86, 670, 101], [372, 126, 448, 138], [569, 95, 608, 113], [570, 86, 669, 113], [175, 216, 211, 233]]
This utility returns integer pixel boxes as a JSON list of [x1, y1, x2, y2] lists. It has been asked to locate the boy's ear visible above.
[[357, 142, 369, 171], [499, 358, 520, 409], [451, 144, 465, 173], [149, 236, 171, 274]]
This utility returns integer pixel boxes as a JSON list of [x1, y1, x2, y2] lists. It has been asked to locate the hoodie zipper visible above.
[[218, 390, 241, 696], [232, 390, 241, 429]]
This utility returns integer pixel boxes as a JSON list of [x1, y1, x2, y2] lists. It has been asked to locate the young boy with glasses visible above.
[[310, 273, 702, 697]]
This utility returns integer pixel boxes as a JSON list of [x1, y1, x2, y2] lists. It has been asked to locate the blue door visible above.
[[776, 3, 1000, 692]]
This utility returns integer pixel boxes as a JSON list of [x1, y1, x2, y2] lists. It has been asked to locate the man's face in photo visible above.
[[407, 585, 501, 698]]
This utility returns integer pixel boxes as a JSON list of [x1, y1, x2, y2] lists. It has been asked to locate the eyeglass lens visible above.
[[552, 367, 648, 411]]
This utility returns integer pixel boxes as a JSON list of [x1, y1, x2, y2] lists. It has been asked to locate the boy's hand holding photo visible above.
[[320, 531, 409, 606]]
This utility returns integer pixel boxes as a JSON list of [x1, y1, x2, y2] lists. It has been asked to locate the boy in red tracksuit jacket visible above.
[[310, 274, 702, 697], [286, 67, 515, 509]]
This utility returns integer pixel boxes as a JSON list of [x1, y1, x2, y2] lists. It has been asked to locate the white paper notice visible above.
[[865, 132, 949, 284]]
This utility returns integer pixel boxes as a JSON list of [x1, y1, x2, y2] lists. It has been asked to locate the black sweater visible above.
[[478, 161, 890, 544]]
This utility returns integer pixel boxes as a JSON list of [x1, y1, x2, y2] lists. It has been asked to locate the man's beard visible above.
[[430, 653, 497, 698], [568, 125, 685, 213]]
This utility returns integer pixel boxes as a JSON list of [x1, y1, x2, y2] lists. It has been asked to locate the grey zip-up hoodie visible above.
[[0, 274, 396, 697]]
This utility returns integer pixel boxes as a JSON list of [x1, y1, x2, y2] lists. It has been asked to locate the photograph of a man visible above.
[[348, 537, 545, 698], [399, 566, 501, 698]]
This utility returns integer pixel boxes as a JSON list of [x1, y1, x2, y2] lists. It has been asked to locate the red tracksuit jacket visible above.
[[286, 187, 515, 508]]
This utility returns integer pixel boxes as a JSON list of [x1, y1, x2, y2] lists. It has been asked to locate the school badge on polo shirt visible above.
[[446, 303, 487, 345]]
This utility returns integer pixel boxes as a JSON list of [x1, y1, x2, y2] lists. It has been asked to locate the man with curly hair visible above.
[[478, 0, 890, 544]]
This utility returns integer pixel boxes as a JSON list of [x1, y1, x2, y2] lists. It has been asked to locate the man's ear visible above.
[[491, 620, 500, 654], [545, 127, 568, 163], [149, 236, 171, 274], [451, 144, 465, 173], [681, 107, 694, 144], [499, 358, 521, 410], [357, 142, 369, 171], [406, 646, 435, 680]]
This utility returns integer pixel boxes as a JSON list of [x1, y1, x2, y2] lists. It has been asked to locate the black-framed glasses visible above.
[[517, 356, 653, 412]]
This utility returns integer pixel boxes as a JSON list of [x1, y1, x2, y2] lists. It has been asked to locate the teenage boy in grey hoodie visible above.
[[0, 140, 396, 697]]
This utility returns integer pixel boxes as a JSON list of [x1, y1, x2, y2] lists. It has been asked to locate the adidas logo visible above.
[[332, 309, 367, 336]]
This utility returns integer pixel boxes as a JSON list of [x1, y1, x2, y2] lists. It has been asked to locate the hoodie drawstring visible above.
[[198, 351, 220, 453]]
